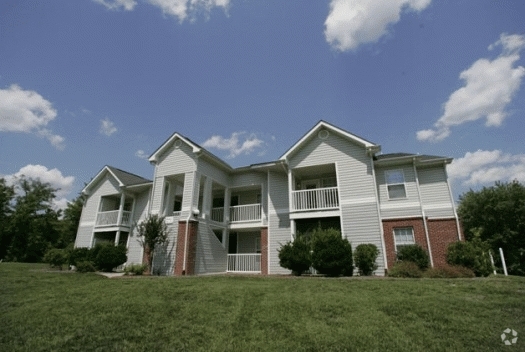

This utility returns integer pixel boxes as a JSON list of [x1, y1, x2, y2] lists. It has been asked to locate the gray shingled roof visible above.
[[106, 166, 151, 186], [375, 153, 449, 161]]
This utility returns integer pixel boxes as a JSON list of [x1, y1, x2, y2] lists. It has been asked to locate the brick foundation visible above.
[[382, 217, 462, 268], [382, 218, 428, 269], [173, 220, 199, 276], [427, 218, 461, 267], [261, 227, 268, 275]]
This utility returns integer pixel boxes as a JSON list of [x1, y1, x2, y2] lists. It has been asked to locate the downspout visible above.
[[182, 211, 192, 275], [369, 150, 388, 271], [413, 158, 434, 267], [444, 162, 463, 241]]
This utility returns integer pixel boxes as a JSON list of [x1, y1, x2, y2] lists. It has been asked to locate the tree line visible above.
[[0, 176, 82, 262]]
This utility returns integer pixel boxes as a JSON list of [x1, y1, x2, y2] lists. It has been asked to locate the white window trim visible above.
[[385, 169, 407, 200], [393, 227, 415, 253]]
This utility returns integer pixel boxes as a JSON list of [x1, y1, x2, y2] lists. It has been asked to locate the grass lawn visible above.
[[1, 263, 524, 351]]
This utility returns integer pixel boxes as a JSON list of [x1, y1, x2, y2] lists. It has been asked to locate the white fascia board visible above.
[[82, 166, 122, 195], [148, 132, 201, 163]]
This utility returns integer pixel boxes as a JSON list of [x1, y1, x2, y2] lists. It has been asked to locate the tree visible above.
[[5, 177, 61, 262], [0, 178, 15, 259], [136, 214, 169, 274], [58, 195, 84, 248], [458, 181, 525, 276]]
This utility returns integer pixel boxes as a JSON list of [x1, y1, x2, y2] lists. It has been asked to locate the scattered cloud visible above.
[[0, 84, 65, 149], [324, 0, 431, 52], [135, 149, 149, 159], [417, 33, 525, 142], [202, 132, 264, 158], [100, 118, 117, 136], [448, 150, 525, 188], [93, 0, 137, 11], [147, 0, 230, 22], [3, 164, 75, 210]]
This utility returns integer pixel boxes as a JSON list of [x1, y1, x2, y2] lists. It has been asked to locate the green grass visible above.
[[1, 263, 524, 351]]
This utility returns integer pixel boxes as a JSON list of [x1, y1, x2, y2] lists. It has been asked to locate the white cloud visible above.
[[93, 0, 137, 11], [135, 149, 148, 159], [324, 0, 431, 52], [148, 0, 230, 22], [417, 33, 525, 142], [202, 132, 264, 158], [100, 118, 117, 136], [0, 84, 65, 149], [448, 150, 525, 187], [3, 164, 75, 210]]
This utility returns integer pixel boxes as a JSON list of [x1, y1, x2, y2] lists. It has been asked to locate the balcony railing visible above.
[[95, 210, 132, 227], [211, 204, 262, 223], [227, 254, 261, 273], [291, 187, 339, 211]]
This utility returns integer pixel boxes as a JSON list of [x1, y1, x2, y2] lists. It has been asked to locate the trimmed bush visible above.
[[69, 247, 93, 267], [388, 261, 423, 278], [43, 248, 68, 270], [354, 243, 379, 276], [76, 260, 96, 273], [278, 236, 311, 276], [124, 263, 149, 276], [446, 241, 492, 277], [93, 243, 127, 272], [311, 228, 353, 277], [423, 265, 475, 278], [397, 244, 430, 270]]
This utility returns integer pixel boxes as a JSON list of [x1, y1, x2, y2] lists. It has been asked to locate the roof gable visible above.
[[279, 120, 380, 161], [82, 165, 151, 195]]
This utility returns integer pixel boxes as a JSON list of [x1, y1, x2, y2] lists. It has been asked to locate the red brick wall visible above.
[[173, 220, 198, 276], [261, 227, 268, 275], [382, 218, 428, 268], [427, 218, 460, 267]]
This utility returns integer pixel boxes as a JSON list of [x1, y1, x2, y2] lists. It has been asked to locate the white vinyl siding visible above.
[[78, 176, 121, 226], [194, 225, 227, 274], [377, 165, 422, 219], [418, 167, 455, 219], [151, 222, 179, 275], [155, 142, 196, 177], [126, 190, 151, 265], [267, 171, 291, 274], [286, 131, 385, 274]]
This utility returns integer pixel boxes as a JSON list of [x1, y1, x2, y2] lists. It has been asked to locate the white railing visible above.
[[172, 211, 182, 218], [211, 204, 262, 223], [211, 207, 224, 222], [95, 210, 132, 227], [291, 187, 339, 211], [227, 254, 261, 272], [230, 204, 261, 222]]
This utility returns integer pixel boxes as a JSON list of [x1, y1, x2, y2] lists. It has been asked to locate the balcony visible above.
[[211, 204, 262, 223], [291, 187, 339, 211], [95, 210, 132, 227]]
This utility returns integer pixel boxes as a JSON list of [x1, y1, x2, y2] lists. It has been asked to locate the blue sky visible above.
[[1, 0, 524, 209]]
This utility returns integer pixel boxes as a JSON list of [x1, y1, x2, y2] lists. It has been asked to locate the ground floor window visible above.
[[393, 227, 415, 252]]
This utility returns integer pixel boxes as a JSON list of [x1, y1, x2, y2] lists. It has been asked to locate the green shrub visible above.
[[354, 243, 379, 276], [423, 265, 475, 278], [278, 236, 311, 276], [69, 247, 93, 266], [397, 244, 430, 270], [76, 260, 96, 273], [93, 243, 127, 272], [43, 248, 68, 270], [311, 228, 353, 277], [446, 241, 492, 277], [388, 261, 423, 278], [124, 263, 149, 276]]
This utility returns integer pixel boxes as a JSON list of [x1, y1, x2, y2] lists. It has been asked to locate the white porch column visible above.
[[117, 192, 125, 225], [224, 188, 231, 223], [202, 177, 213, 219], [115, 230, 121, 246]]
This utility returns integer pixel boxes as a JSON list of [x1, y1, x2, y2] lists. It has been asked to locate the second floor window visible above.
[[385, 170, 406, 199]]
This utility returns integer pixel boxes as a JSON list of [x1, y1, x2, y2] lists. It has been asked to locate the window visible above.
[[393, 227, 415, 252], [385, 170, 406, 199]]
